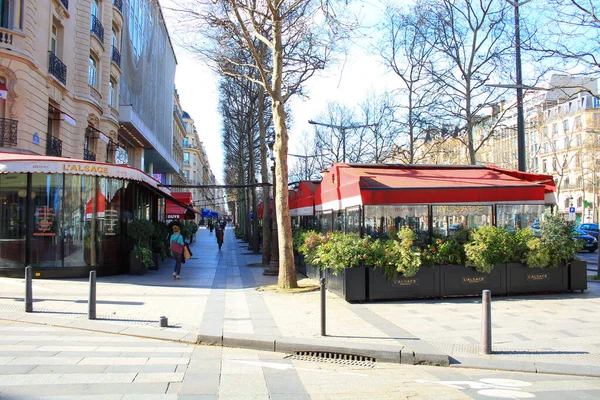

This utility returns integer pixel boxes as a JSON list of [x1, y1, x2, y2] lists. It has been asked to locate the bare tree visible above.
[[288, 132, 321, 182], [356, 91, 397, 163], [527, 0, 600, 81], [416, 0, 514, 165], [169, 0, 354, 288]]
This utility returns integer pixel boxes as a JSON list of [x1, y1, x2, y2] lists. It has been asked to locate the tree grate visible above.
[[287, 351, 376, 367]]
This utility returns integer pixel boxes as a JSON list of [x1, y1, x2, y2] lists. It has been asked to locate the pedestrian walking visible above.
[[169, 225, 184, 279], [216, 223, 224, 250]]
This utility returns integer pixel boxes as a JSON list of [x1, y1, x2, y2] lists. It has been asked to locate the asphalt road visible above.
[[576, 251, 599, 274], [0, 321, 599, 399]]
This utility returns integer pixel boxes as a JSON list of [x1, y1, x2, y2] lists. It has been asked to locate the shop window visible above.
[[0, 173, 27, 268], [496, 204, 546, 230], [344, 206, 361, 234], [431, 204, 492, 237]]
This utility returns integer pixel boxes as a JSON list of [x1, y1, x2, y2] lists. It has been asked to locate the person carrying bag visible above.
[[169, 226, 184, 279]]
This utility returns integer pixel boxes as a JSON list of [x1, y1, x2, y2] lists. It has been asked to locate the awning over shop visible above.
[[0, 152, 169, 196], [317, 163, 556, 211], [166, 191, 196, 220], [290, 181, 320, 216]]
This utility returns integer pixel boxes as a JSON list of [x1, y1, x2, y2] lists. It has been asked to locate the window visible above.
[[108, 79, 115, 107], [564, 137, 569, 148], [577, 197, 583, 208], [563, 120, 569, 132], [51, 23, 58, 55], [183, 152, 189, 164], [594, 97, 600, 108], [90, 0, 99, 28], [553, 124, 558, 135], [575, 116, 582, 129], [183, 137, 188, 147], [88, 55, 97, 87], [112, 26, 118, 49], [564, 177, 570, 189]]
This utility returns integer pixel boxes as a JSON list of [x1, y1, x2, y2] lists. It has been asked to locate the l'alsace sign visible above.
[[3, 160, 160, 190]]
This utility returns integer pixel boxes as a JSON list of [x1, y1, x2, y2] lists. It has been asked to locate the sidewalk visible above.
[[1, 226, 599, 377]]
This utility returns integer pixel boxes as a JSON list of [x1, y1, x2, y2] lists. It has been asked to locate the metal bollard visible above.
[[480, 289, 492, 355], [320, 277, 326, 336], [25, 266, 33, 313], [88, 270, 96, 320], [159, 316, 168, 327]]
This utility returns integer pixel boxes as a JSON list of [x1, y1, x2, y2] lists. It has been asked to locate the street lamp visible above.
[[308, 120, 378, 163], [508, 0, 531, 172], [263, 140, 279, 276]]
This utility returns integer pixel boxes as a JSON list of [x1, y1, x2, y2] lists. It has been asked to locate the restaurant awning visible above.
[[166, 191, 196, 220], [290, 181, 320, 216], [0, 152, 169, 195], [317, 163, 556, 211]]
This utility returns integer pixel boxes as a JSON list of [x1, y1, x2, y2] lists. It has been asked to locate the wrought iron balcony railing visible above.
[[91, 15, 104, 43], [111, 45, 121, 68], [0, 117, 18, 147], [46, 136, 62, 157], [59, 0, 68, 10], [113, 0, 123, 13], [84, 149, 96, 161], [48, 51, 67, 85]]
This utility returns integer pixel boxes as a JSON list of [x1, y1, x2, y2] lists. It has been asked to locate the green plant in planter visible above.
[[298, 230, 328, 266], [464, 226, 511, 273], [507, 227, 550, 268], [128, 219, 154, 247], [292, 229, 308, 254], [540, 213, 582, 267], [152, 221, 169, 261], [421, 236, 466, 267], [131, 246, 154, 268], [380, 227, 420, 280]]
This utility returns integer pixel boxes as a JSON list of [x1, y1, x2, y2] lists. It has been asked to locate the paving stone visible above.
[[84, 382, 170, 395]]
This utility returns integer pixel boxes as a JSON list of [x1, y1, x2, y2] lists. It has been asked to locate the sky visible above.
[[162, 0, 393, 184]]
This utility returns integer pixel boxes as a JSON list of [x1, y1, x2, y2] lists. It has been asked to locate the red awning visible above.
[[166, 192, 195, 220], [290, 181, 320, 216], [317, 163, 555, 210]]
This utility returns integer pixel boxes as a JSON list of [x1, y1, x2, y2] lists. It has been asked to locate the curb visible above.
[[451, 356, 600, 378], [197, 329, 450, 367]]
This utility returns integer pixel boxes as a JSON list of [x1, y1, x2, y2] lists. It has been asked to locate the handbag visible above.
[[183, 244, 191, 261], [169, 235, 184, 254]]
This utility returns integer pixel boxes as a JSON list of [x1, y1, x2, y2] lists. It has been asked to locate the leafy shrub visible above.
[[132, 246, 154, 268], [541, 213, 582, 267], [379, 227, 420, 280], [421, 236, 467, 266], [464, 226, 511, 273], [128, 219, 154, 246]]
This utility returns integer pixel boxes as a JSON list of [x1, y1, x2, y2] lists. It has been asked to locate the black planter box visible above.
[[506, 262, 568, 294], [325, 267, 367, 302], [440, 264, 506, 297], [294, 253, 307, 277], [368, 266, 440, 300], [305, 262, 321, 281], [569, 260, 587, 291]]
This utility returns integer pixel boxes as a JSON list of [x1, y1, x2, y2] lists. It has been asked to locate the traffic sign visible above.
[[569, 207, 576, 213]]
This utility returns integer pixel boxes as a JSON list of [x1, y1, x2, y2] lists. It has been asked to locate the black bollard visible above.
[[159, 316, 168, 327], [88, 270, 96, 320], [25, 266, 32, 313], [320, 277, 326, 336], [480, 289, 492, 355]]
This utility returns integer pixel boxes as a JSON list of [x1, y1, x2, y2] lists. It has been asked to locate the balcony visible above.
[[0, 117, 18, 147], [83, 149, 96, 161], [111, 45, 121, 68], [48, 51, 67, 85], [90, 15, 104, 43], [46, 136, 62, 157], [0, 27, 13, 48], [113, 0, 123, 13]]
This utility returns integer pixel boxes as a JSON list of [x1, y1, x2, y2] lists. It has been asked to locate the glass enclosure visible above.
[[0, 172, 165, 274], [496, 204, 546, 230], [365, 205, 429, 243], [432, 204, 493, 236]]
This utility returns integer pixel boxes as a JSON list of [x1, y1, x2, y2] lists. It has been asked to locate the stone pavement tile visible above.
[[78, 357, 147, 365], [269, 395, 310, 400], [114, 352, 187, 358], [220, 359, 263, 375], [37, 345, 99, 352], [84, 382, 169, 395], [56, 351, 122, 358], [8, 356, 82, 365], [0, 365, 36, 374], [104, 364, 177, 373], [186, 359, 221, 374], [146, 357, 189, 365], [218, 373, 269, 397], [0, 383, 89, 398], [133, 372, 185, 383], [30, 365, 107, 374], [58, 373, 137, 384], [0, 373, 63, 385], [178, 395, 218, 400], [264, 371, 310, 395], [122, 395, 178, 400], [0, 350, 59, 357], [178, 373, 220, 395]]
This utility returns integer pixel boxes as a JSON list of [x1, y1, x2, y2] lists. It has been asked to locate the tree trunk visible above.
[[259, 86, 271, 265], [271, 14, 297, 289]]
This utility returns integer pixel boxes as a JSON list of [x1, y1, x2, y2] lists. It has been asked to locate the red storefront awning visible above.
[[166, 192, 194, 220], [317, 163, 556, 210], [290, 181, 320, 216]]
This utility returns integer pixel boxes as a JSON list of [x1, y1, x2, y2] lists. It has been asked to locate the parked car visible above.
[[572, 228, 598, 252], [578, 223, 599, 239], [529, 222, 541, 237]]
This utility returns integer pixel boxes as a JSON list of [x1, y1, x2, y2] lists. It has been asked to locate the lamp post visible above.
[[263, 140, 279, 276], [308, 120, 378, 163]]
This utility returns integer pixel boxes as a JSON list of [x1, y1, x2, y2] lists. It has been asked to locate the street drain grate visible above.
[[287, 351, 376, 367]]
